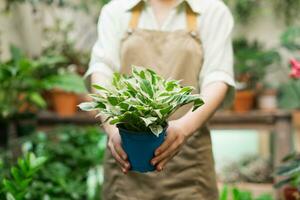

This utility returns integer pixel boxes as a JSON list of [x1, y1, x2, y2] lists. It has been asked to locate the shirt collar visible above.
[[126, 0, 201, 14]]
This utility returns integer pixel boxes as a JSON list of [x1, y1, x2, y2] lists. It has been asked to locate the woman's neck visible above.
[[149, 0, 178, 27]]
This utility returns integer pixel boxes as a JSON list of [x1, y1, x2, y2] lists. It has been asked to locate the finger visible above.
[[156, 156, 172, 171], [152, 142, 180, 165], [121, 167, 128, 174], [156, 150, 180, 171], [115, 143, 128, 161], [111, 147, 130, 170], [155, 133, 177, 156]]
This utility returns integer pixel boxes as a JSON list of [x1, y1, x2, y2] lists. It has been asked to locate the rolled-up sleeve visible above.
[[199, 2, 235, 107], [84, 5, 121, 86]]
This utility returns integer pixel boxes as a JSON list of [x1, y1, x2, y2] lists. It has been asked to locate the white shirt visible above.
[[86, 0, 235, 106]]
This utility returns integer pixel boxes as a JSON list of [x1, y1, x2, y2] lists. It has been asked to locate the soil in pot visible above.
[[118, 126, 167, 173], [284, 187, 300, 200], [51, 89, 78, 117], [233, 90, 255, 113], [0, 119, 9, 147]]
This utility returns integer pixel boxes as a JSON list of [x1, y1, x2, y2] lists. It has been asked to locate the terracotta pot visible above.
[[233, 90, 255, 113], [293, 110, 300, 128], [258, 89, 278, 111], [284, 187, 300, 200], [42, 91, 54, 111], [51, 89, 78, 117]]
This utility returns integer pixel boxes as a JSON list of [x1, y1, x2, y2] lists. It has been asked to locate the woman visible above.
[[85, 0, 235, 199]]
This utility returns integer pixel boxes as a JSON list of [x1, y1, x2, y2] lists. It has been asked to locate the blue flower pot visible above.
[[118, 127, 166, 173]]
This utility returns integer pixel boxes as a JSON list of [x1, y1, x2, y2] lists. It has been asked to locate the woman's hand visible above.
[[151, 120, 190, 171], [105, 123, 130, 174]]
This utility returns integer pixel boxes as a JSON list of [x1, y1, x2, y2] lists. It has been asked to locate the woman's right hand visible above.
[[104, 123, 130, 174]]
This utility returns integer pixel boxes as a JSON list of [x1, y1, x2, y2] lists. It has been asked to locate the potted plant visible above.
[[40, 19, 89, 116], [79, 66, 204, 172], [42, 73, 88, 116], [257, 83, 278, 112], [233, 38, 280, 113], [0, 46, 49, 139], [275, 152, 300, 200]]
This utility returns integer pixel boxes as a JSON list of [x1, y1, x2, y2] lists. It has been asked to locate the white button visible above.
[[190, 31, 197, 37]]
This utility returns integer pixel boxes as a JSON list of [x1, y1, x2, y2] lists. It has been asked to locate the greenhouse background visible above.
[[1, 0, 300, 199]]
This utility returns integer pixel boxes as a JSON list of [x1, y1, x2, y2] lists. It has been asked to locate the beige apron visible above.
[[102, 2, 218, 199]]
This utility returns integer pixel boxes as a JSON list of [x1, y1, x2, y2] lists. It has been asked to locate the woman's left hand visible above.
[[151, 120, 190, 171]]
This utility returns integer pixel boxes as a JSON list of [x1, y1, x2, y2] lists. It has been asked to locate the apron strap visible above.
[[186, 4, 198, 32], [129, 2, 144, 30], [128, 1, 198, 32]]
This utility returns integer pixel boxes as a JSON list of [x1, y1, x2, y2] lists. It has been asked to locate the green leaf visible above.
[[107, 96, 119, 106], [78, 102, 98, 111], [6, 193, 16, 200], [279, 81, 300, 109], [92, 84, 109, 92], [28, 92, 47, 108], [10, 167, 21, 183], [43, 73, 87, 94], [192, 98, 205, 111], [149, 125, 163, 137], [30, 155, 47, 169], [139, 79, 154, 98], [140, 117, 157, 126], [3, 179, 17, 194], [219, 185, 228, 200]]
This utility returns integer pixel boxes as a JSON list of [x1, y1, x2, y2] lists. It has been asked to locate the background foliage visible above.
[[0, 126, 106, 200]]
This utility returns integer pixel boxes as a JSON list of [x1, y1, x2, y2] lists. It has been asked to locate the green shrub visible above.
[[0, 153, 46, 200], [219, 185, 274, 200], [1, 126, 106, 200]]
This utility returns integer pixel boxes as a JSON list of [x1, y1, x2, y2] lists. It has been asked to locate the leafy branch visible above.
[[1, 153, 47, 200]]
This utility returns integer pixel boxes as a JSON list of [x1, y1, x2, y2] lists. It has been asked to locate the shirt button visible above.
[[127, 29, 133, 34], [190, 31, 197, 37]]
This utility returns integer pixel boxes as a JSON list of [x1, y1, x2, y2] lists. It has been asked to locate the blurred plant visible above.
[[224, 0, 258, 23], [275, 152, 300, 192], [17, 125, 105, 199], [0, 46, 86, 119], [42, 19, 90, 76], [233, 38, 280, 90], [281, 26, 300, 51], [219, 185, 274, 200], [278, 58, 300, 109], [273, 0, 300, 25], [278, 26, 300, 110], [0, 46, 48, 119], [0, 152, 47, 200], [220, 154, 273, 184], [4, 0, 110, 12]]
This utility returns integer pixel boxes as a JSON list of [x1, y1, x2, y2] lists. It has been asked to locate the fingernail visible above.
[[122, 155, 127, 160], [157, 166, 163, 171], [155, 151, 160, 156], [151, 160, 156, 165]]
